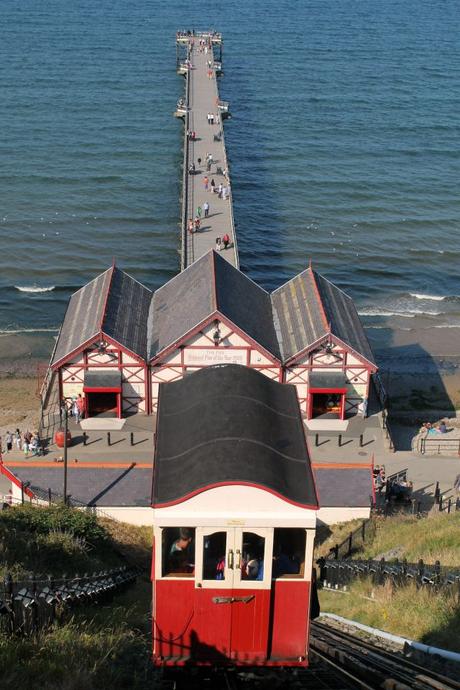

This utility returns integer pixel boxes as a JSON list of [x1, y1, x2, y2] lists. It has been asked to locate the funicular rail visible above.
[[309, 621, 460, 690]]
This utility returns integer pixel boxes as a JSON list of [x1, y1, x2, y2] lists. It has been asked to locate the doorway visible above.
[[310, 392, 343, 419], [194, 527, 273, 662], [86, 391, 118, 417]]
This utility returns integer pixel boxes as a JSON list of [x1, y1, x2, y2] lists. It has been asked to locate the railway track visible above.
[[154, 623, 459, 690], [309, 620, 460, 690]]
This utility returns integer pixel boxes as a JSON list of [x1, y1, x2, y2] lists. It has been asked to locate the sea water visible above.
[[1, 0, 459, 354]]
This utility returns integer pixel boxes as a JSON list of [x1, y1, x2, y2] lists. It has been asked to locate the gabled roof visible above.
[[149, 251, 280, 360], [271, 267, 376, 367], [52, 266, 152, 366], [152, 364, 318, 508]]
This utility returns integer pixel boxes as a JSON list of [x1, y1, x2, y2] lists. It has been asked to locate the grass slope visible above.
[[316, 513, 460, 652], [0, 506, 154, 689]]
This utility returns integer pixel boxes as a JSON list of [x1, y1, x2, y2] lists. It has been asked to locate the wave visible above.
[[0, 328, 59, 335], [15, 285, 55, 293], [359, 309, 443, 318], [410, 293, 445, 301]]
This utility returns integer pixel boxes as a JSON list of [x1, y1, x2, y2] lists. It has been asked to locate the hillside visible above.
[[316, 513, 460, 651]]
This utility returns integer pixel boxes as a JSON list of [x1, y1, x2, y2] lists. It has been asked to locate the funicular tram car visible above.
[[151, 364, 319, 666]]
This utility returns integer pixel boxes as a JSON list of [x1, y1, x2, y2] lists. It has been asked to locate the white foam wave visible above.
[[0, 328, 59, 336], [15, 285, 55, 293], [359, 308, 444, 318], [410, 293, 445, 301]]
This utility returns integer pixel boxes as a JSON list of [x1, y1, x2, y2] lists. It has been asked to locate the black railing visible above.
[[318, 557, 460, 592], [327, 519, 376, 560], [419, 436, 460, 455], [0, 566, 137, 636]]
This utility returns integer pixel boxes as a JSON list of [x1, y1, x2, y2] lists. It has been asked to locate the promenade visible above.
[[178, 33, 238, 269]]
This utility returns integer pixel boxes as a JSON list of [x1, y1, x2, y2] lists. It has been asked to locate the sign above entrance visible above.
[[184, 349, 247, 366]]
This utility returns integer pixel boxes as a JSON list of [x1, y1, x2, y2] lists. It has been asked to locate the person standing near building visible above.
[[76, 393, 85, 421], [203, 201, 209, 218]]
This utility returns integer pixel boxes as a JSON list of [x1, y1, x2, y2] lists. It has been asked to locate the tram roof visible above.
[[152, 364, 318, 509]]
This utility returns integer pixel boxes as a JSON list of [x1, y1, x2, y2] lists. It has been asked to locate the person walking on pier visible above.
[[196, 205, 202, 219], [188, 219, 194, 234], [204, 176, 209, 191], [203, 201, 209, 218], [222, 233, 230, 250], [210, 178, 215, 193]]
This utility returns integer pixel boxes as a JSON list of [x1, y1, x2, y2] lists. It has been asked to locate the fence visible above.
[[419, 436, 460, 456], [318, 557, 460, 592], [327, 519, 376, 560], [0, 566, 137, 636]]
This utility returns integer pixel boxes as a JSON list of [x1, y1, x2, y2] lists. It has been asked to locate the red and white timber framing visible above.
[[284, 335, 377, 417], [54, 334, 149, 415], [51, 324, 376, 420], [150, 316, 281, 412]]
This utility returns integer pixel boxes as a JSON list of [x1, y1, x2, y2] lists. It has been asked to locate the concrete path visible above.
[[181, 35, 238, 268]]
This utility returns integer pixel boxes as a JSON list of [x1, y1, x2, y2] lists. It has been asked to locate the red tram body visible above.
[[151, 365, 319, 667]]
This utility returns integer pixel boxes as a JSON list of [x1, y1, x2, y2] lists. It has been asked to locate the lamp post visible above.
[[63, 404, 68, 506]]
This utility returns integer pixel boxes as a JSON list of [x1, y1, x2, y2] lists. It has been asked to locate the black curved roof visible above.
[[152, 365, 318, 508]]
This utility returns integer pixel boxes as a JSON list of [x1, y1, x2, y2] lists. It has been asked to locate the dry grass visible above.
[[315, 518, 366, 559], [319, 578, 460, 652], [361, 513, 460, 566]]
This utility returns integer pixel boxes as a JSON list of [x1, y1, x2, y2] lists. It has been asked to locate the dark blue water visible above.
[[1, 0, 460, 349]]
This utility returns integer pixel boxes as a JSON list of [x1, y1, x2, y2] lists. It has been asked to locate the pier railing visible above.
[[180, 68, 191, 270]]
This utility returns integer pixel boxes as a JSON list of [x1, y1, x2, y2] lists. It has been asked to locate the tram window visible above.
[[241, 532, 265, 581], [272, 528, 306, 579], [161, 527, 195, 578], [203, 531, 227, 580]]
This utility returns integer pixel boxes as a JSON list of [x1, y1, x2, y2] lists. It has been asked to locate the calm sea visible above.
[[1, 0, 460, 355]]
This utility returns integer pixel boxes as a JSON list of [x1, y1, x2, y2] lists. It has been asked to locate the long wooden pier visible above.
[[176, 31, 239, 269]]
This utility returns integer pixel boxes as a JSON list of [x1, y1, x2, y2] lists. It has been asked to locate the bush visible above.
[[0, 505, 108, 545]]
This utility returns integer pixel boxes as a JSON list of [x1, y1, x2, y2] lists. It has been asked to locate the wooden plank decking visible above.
[[177, 32, 238, 269]]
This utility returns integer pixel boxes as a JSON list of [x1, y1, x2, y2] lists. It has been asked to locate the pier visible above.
[[176, 31, 238, 269]]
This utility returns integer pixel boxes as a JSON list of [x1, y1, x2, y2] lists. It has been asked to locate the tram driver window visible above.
[[161, 527, 195, 578], [272, 528, 307, 579]]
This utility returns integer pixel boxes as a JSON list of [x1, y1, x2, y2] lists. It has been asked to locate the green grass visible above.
[[317, 513, 460, 651], [0, 580, 154, 689], [0, 507, 154, 689], [319, 579, 460, 652], [0, 505, 126, 579]]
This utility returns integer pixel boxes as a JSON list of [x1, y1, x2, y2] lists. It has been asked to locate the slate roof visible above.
[[149, 251, 280, 360], [313, 466, 373, 507], [10, 466, 152, 507], [52, 266, 152, 366], [51, 254, 374, 371], [153, 364, 318, 507], [52, 268, 112, 366], [271, 267, 376, 366]]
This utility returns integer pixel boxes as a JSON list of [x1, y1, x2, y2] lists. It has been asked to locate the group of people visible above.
[[215, 234, 231, 251], [419, 420, 448, 435], [0, 429, 43, 457], [206, 112, 218, 125], [61, 394, 85, 423]]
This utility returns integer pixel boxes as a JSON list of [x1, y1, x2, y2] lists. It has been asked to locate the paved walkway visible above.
[[180, 34, 238, 268]]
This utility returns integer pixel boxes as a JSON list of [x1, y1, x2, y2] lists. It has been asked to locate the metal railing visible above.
[[419, 435, 460, 455], [326, 519, 376, 560], [318, 557, 460, 592], [0, 566, 137, 636]]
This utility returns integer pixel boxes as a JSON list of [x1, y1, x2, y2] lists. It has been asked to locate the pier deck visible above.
[[177, 32, 238, 269]]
